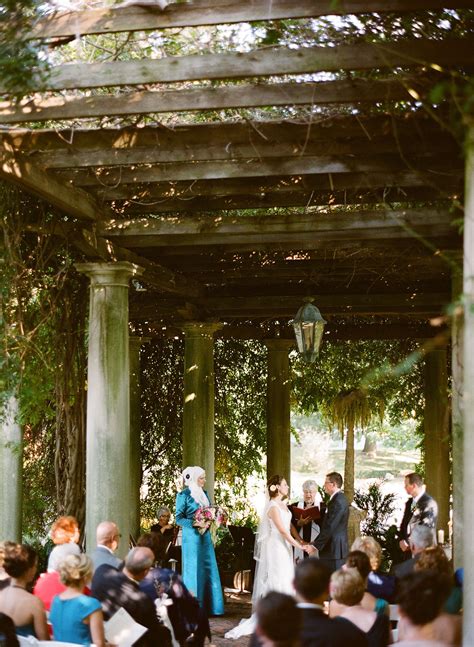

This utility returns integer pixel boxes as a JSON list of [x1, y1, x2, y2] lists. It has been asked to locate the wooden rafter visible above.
[[129, 292, 451, 319], [0, 78, 419, 125], [32, 0, 474, 40], [6, 38, 473, 93], [98, 208, 458, 248], [54, 154, 461, 186]]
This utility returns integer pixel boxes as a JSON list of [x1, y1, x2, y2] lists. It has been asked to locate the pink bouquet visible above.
[[193, 506, 228, 543]]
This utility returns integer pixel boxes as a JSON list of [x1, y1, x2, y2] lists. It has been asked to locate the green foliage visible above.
[[0, 0, 49, 98], [353, 481, 398, 569], [139, 338, 267, 523]]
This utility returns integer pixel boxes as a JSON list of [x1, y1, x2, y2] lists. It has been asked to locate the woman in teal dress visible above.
[[175, 466, 224, 616]]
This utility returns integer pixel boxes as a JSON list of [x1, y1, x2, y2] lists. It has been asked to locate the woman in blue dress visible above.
[[175, 466, 224, 616]]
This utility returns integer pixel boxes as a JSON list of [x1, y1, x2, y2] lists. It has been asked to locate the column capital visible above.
[[75, 261, 143, 287], [181, 321, 223, 339], [264, 338, 295, 352]]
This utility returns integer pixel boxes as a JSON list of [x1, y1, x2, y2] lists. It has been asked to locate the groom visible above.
[[306, 472, 349, 572]]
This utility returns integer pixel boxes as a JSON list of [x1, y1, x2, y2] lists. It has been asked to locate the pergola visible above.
[[1, 0, 473, 637]]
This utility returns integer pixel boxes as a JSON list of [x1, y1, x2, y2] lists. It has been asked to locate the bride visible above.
[[225, 474, 310, 639]]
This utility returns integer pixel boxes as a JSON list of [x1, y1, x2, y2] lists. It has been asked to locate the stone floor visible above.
[[209, 589, 252, 647]]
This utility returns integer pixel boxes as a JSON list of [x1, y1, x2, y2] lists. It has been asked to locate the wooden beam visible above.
[[0, 115, 445, 152], [0, 150, 102, 222], [32, 0, 474, 40], [10, 39, 474, 92], [32, 133, 457, 170], [0, 78, 417, 125], [57, 154, 460, 186], [24, 221, 205, 298], [99, 208, 458, 248], [140, 322, 448, 341], [94, 170, 463, 201], [129, 292, 450, 319]]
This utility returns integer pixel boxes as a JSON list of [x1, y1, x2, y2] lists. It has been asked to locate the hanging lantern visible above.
[[291, 298, 326, 362]]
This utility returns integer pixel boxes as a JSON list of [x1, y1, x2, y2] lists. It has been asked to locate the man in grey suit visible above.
[[306, 472, 349, 572], [90, 521, 124, 571], [398, 472, 438, 553]]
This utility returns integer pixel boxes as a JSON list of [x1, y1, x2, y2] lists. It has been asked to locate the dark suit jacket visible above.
[[398, 492, 438, 544], [393, 554, 420, 580], [313, 491, 349, 567], [91, 565, 170, 647], [300, 607, 368, 647]]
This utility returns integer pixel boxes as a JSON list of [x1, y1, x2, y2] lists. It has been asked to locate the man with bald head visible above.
[[90, 521, 124, 571], [91, 547, 171, 647]]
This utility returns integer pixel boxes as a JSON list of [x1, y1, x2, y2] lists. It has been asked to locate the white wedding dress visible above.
[[224, 499, 295, 639]]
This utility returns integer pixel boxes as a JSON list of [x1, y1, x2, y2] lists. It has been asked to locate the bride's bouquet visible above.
[[193, 506, 228, 543]]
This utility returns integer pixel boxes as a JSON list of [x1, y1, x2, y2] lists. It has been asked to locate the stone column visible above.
[[451, 267, 463, 568], [182, 322, 222, 500], [0, 395, 22, 542], [76, 261, 142, 557], [424, 348, 450, 537], [265, 340, 294, 487], [129, 336, 150, 542], [463, 123, 474, 644]]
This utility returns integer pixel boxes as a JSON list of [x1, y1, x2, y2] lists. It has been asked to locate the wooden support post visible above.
[[265, 340, 293, 489], [451, 264, 464, 568], [424, 348, 450, 538], [463, 123, 474, 645]]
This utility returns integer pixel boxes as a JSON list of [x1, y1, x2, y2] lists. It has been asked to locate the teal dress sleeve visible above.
[[176, 489, 196, 529], [175, 488, 224, 616]]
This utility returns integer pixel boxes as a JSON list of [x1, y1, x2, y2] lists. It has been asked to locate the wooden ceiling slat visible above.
[[116, 189, 459, 214], [1, 116, 443, 151], [57, 154, 460, 186], [0, 78, 416, 125], [99, 208, 456, 248], [11, 39, 473, 93], [95, 169, 462, 201], [32, 0, 474, 40], [129, 292, 450, 320], [33, 135, 457, 170]]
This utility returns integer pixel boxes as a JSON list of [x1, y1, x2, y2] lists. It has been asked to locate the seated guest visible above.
[[89, 521, 123, 572], [393, 525, 434, 580], [50, 554, 105, 647], [0, 543, 49, 640], [414, 545, 462, 614], [33, 569, 67, 612], [397, 571, 458, 646], [351, 537, 395, 602], [330, 568, 390, 647], [91, 546, 171, 647], [137, 533, 210, 647], [329, 552, 388, 617], [47, 516, 81, 572], [294, 559, 368, 647], [255, 592, 301, 647], [150, 507, 180, 568], [0, 612, 20, 647]]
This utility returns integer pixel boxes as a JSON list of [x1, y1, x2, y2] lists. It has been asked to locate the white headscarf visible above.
[[182, 465, 210, 507]]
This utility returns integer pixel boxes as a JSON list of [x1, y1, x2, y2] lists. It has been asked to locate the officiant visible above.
[[290, 479, 323, 563]]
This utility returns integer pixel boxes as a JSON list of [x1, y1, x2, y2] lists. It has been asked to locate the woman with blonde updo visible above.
[[225, 475, 308, 640], [330, 568, 390, 647], [49, 554, 105, 647], [47, 516, 81, 572]]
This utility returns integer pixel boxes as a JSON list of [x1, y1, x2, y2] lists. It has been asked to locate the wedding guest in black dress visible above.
[[329, 568, 390, 647], [150, 506, 180, 568]]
